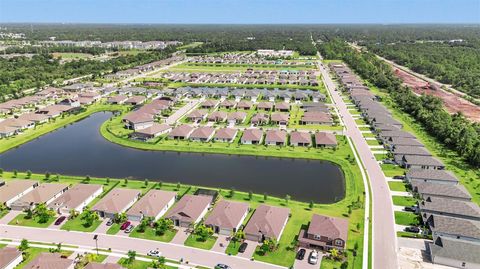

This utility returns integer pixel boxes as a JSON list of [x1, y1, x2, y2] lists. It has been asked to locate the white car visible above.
[[147, 250, 161, 257], [308, 250, 318, 265]]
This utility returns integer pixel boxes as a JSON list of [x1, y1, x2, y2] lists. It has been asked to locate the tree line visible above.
[[319, 39, 480, 167]]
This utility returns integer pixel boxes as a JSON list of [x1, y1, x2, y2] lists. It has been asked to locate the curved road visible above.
[[317, 54, 398, 269], [0, 224, 283, 269]]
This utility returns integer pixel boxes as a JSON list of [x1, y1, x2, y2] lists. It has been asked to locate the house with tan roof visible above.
[[130, 123, 172, 141], [48, 184, 103, 214], [0, 247, 22, 269], [0, 180, 38, 207], [274, 102, 290, 112], [165, 194, 211, 227], [122, 112, 154, 130], [10, 183, 69, 211], [124, 95, 146, 106], [127, 190, 176, 221], [85, 263, 126, 269], [257, 101, 273, 111], [168, 125, 194, 140], [207, 111, 228, 123], [205, 200, 249, 235], [315, 132, 337, 147], [213, 127, 238, 143], [23, 253, 74, 269], [290, 131, 312, 146], [92, 188, 141, 219], [300, 111, 332, 125], [270, 113, 289, 126], [17, 113, 50, 124], [298, 214, 349, 250], [251, 113, 270, 126], [190, 126, 216, 142], [187, 109, 208, 122], [107, 95, 128, 104], [200, 99, 218, 109], [227, 111, 247, 124], [265, 130, 287, 146], [241, 129, 264, 145], [244, 204, 290, 242], [219, 100, 236, 109]]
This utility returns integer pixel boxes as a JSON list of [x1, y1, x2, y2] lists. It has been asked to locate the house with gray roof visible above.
[[399, 155, 445, 170], [411, 181, 471, 201], [419, 197, 480, 223], [429, 236, 480, 269], [428, 215, 480, 243], [392, 146, 432, 158], [406, 169, 459, 185]]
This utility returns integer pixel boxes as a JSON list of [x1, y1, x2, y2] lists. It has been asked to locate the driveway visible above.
[[0, 210, 21, 225], [237, 240, 258, 259], [171, 227, 191, 244], [293, 249, 323, 269], [94, 218, 112, 234], [211, 234, 229, 253]]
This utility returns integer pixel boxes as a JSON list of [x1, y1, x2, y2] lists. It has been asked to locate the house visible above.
[[0, 247, 23, 269], [187, 109, 208, 122], [168, 125, 194, 140], [0, 180, 38, 207], [265, 130, 287, 146], [412, 182, 471, 201], [48, 184, 103, 214], [17, 113, 50, 124], [23, 253, 74, 269], [125, 96, 147, 106], [300, 111, 332, 125], [207, 111, 228, 122], [92, 188, 141, 219], [10, 183, 69, 211], [227, 111, 247, 124], [58, 98, 80, 107], [85, 263, 126, 269], [428, 215, 480, 243], [213, 128, 238, 143], [429, 236, 480, 269], [122, 112, 154, 130], [244, 204, 290, 242], [290, 131, 312, 146], [298, 214, 349, 250], [315, 132, 337, 147], [270, 113, 289, 126], [130, 123, 172, 141], [0, 125, 18, 138], [251, 113, 269, 126], [204, 200, 249, 235], [257, 102, 273, 111], [237, 100, 253, 110], [107, 95, 128, 104], [219, 100, 236, 109], [241, 129, 263, 145], [406, 169, 459, 185], [400, 155, 445, 170], [190, 126, 216, 142], [275, 102, 290, 112], [392, 146, 432, 158], [126, 190, 176, 221], [165, 194, 211, 227], [200, 100, 218, 109], [419, 197, 480, 223], [384, 137, 424, 150]]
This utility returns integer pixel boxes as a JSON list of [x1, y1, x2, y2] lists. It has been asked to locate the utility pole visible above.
[[93, 234, 99, 255]]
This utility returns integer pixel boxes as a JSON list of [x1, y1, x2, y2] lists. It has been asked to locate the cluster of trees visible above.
[[3, 45, 108, 55], [0, 47, 175, 99], [319, 39, 480, 167], [368, 42, 480, 98]]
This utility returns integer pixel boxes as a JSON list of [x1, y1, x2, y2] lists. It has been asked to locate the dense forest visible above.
[[0, 47, 175, 100], [319, 39, 480, 167], [366, 43, 480, 98], [3, 45, 109, 55]]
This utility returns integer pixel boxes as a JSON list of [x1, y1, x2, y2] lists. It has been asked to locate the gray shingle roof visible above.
[[430, 236, 480, 264], [430, 215, 480, 240], [407, 169, 458, 183], [420, 197, 480, 221], [412, 182, 471, 200]]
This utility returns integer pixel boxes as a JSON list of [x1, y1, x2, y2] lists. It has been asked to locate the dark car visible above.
[[120, 221, 131, 230], [296, 248, 306, 260], [238, 242, 248, 253], [404, 206, 417, 212], [393, 175, 405, 180], [215, 264, 231, 269], [54, 216, 66, 225], [405, 226, 420, 233]]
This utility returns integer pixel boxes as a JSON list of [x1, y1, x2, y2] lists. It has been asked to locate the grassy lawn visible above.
[[118, 258, 178, 269], [184, 234, 217, 250], [374, 153, 388, 161], [107, 224, 121, 235], [225, 240, 241, 255], [52, 52, 93, 59], [320, 258, 343, 269], [388, 181, 408, 192], [129, 227, 177, 243], [394, 212, 421, 226], [9, 214, 56, 228], [362, 132, 376, 138], [392, 196, 417, 207], [61, 213, 103, 232], [381, 164, 405, 177], [397, 231, 432, 240], [0, 209, 9, 220], [366, 139, 381, 146]]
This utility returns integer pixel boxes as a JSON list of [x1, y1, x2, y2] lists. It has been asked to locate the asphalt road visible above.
[[0, 224, 284, 269], [317, 57, 398, 269]]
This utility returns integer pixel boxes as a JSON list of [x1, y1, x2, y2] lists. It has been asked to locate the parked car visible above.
[[296, 248, 306, 260], [120, 221, 131, 230], [405, 226, 420, 233], [308, 250, 318, 265], [125, 224, 134, 233], [238, 242, 248, 253], [393, 175, 405, 180], [54, 216, 66, 226], [106, 219, 114, 226], [404, 206, 417, 212], [382, 159, 395, 164], [147, 250, 161, 257], [215, 264, 231, 269]]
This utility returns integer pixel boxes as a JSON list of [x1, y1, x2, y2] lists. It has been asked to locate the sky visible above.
[[0, 0, 479, 24]]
